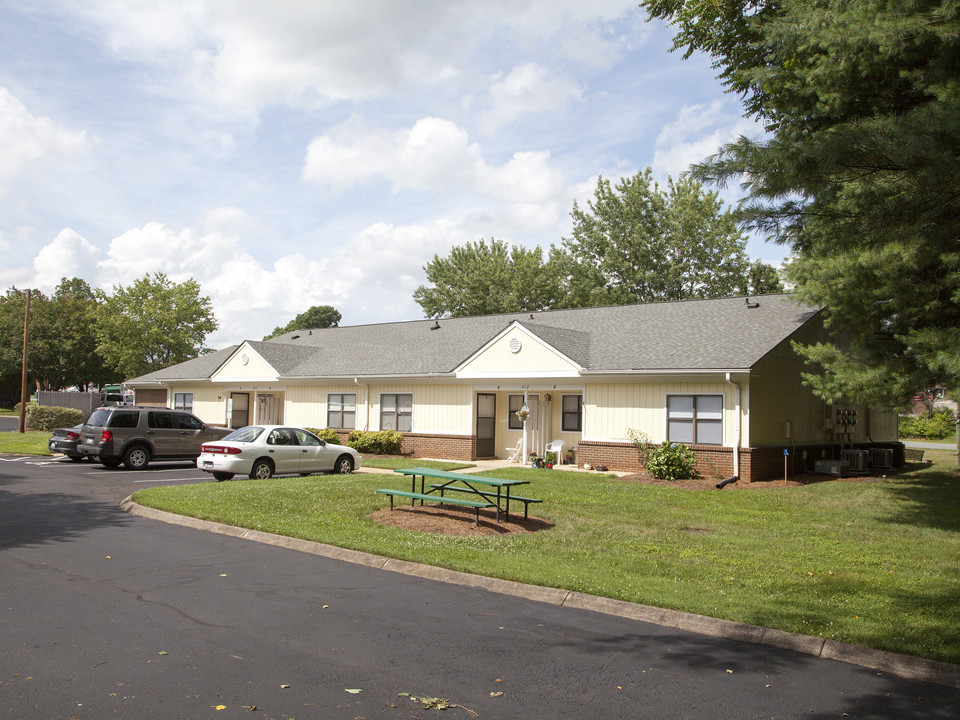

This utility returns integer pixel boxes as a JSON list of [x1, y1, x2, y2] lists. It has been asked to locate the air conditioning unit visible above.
[[842, 449, 868, 472], [815, 459, 850, 477], [868, 448, 894, 469]]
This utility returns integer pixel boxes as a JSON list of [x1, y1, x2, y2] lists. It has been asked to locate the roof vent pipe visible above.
[[430, 321, 441, 330], [745, 297, 760, 309]]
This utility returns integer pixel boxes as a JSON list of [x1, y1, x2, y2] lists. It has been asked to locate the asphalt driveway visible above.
[[1, 455, 958, 718]]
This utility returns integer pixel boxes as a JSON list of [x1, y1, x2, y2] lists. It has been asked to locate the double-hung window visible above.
[[174, 392, 193, 412], [380, 393, 412, 432], [508, 395, 525, 430], [561, 395, 582, 432], [327, 393, 357, 429], [667, 395, 723, 445]]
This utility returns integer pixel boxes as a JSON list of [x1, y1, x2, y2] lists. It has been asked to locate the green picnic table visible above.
[[378, 467, 537, 523]]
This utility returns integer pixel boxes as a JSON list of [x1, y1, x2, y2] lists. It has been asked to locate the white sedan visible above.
[[196, 425, 361, 481]]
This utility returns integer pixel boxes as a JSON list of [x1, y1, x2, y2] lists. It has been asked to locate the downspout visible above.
[[725, 373, 741, 478], [354, 378, 369, 431], [522, 389, 529, 463]]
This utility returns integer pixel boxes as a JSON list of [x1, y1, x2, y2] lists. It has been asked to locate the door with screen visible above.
[[476, 393, 496, 458], [230, 393, 249, 429]]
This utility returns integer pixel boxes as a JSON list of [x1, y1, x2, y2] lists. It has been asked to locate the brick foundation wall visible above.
[[322, 430, 475, 461], [577, 441, 736, 481], [574, 442, 907, 484], [402, 433, 475, 461]]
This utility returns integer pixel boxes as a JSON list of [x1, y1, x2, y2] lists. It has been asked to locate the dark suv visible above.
[[78, 406, 231, 470]]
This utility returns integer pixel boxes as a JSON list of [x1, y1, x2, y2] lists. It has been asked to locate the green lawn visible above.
[[133, 450, 960, 664], [0, 430, 52, 455]]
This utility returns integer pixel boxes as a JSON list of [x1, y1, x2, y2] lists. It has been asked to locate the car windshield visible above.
[[223, 426, 264, 443]]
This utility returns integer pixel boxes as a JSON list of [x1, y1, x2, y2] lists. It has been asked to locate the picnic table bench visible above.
[[380, 467, 539, 523], [375, 489, 494, 525], [428, 484, 543, 520], [904, 448, 927, 463]]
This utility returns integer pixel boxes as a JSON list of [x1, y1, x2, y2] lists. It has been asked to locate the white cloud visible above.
[[0, 87, 90, 192], [484, 63, 583, 130], [50, 0, 643, 113], [652, 100, 762, 181], [32, 229, 101, 291], [28, 219, 464, 345], [303, 117, 566, 205]]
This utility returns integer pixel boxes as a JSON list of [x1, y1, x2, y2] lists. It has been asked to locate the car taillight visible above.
[[66, 431, 79, 440], [201, 445, 242, 455], [101, 430, 113, 442]]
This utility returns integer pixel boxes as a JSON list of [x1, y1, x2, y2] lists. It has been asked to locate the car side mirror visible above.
[[318, 440, 326, 447]]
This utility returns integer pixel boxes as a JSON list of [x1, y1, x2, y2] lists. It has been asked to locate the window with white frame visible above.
[[327, 393, 357, 429], [667, 395, 723, 445], [508, 395, 525, 429], [380, 393, 412, 432], [561, 394, 582, 432], [173, 392, 193, 412]]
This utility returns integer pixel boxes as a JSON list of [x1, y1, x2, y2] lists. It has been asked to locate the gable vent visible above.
[[509, 337, 522, 353]]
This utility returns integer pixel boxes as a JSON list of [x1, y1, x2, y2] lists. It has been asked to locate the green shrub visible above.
[[646, 442, 698, 482], [306, 427, 341, 444], [25, 405, 84, 431], [346, 430, 404, 454], [900, 409, 957, 440], [626, 428, 654, 467]]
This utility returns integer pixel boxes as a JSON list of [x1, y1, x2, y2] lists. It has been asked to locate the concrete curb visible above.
[[121, 496, 960, 689]]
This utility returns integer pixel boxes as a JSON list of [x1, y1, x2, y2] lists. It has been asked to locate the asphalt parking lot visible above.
[[2, 453, 959, 718]]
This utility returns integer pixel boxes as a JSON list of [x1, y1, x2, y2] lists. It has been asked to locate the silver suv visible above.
[[78, 406, 231, 470]]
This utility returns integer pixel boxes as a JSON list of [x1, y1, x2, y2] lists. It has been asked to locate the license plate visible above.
[[86, 437, 94, 444], [203, 461, 213, 468]]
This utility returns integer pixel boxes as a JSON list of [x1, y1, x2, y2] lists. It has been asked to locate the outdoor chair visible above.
[[544, 439, 564, 459], [505, 439, 523, 463]]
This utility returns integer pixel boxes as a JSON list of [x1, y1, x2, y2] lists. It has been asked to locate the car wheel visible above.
[[100, 457, 122, 469], [122, 445, 151, 470], [213, 472, 234, 482], [249, 459, 273, 480], [333, 455, 354, 474]]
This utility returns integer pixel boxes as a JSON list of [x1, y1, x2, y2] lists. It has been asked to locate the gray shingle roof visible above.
[[127, 345, 239, 383], [127, 294, 820, 383]]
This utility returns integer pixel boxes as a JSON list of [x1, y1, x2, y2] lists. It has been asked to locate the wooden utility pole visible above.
[[18, 289, 31, 434]]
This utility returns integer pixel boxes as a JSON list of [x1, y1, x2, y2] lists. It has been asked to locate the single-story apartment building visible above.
[[125, 293, 900, 482]]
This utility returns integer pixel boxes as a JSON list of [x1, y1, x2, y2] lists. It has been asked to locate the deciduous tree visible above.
[[95, 273, 217, 379], [563, 170, 752, 305], [413, 239, 565, 318], [264, 305, 341, 340]]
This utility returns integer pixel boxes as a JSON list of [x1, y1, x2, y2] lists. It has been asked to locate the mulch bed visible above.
[[369, 504, 553, 536]]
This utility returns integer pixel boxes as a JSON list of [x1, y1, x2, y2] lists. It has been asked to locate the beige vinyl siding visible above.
[[748, 318, 829, 446], [175, 385, 226, 426], [213, 346, 276, 380], [285, 385, 361, 429], [369, 383, 472, 434], [584, 381, 737, 445], [458, 327, 580, 376]]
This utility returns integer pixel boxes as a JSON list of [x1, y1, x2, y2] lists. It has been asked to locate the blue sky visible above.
[[0, 1, 784, 348]]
